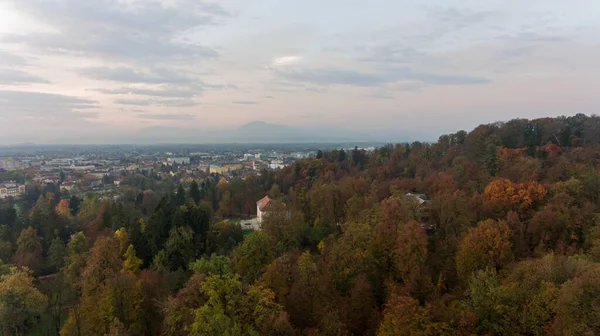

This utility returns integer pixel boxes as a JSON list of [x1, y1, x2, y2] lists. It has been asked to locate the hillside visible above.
[[1, 114, 600, 335]]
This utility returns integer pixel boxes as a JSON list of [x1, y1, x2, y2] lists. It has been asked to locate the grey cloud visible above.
[[398, 68, 490, 85], [305, 87, 327, 93], [279, 69, 388, 87], [5, 0, 228, 62], [0, 69, 49, 85], [137, 113, 196, 120], [277, 67, 489, 87], [157, 99, 200, 107], [359, 45, 425, 65], [369, 92, 395, 100], [114, 98, 152, 106], [79, 67, 195, 84], [0, 90, 97, 119], [500, 45, 535, 58], [93, 86, 201, 98], [0, 50, 28, 66], [232, 101, 258, 105], [426, 6, 495, 27], [115, 98, 199, 107], [507, 31, 568, 43]]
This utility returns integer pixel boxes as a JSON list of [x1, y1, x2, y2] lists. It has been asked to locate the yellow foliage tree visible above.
[[114, 228, 129, 255], [123, 245, 142, 275], [0, 267, 48, 335], [456, 219, 514, 280]]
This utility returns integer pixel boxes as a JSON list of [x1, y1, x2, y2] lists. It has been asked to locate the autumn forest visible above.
[[2, 114, 600, 336]]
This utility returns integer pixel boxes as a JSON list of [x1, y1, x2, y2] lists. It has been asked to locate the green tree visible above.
[[232, 232, 274, 285], [48, 236, 67, 272], [176, 184, 186, 207], [190, 181, 201, 205], [13, 227, 43, 273], [188, 273, 290, 336], [552, 267, 600, 335], [0, 267, 48, 335], [463, 268, 512, 335], [262, 206, 307, 254], [69, 195, 80, 217], [190, 254, 233, 277], [165, 226, 196, 271], [63, 232, 89, 287]]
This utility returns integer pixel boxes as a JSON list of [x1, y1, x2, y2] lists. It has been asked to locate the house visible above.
[[256, 195, 271, 223], [90, 180, 102, 188], [60, 181, 75, 191], [168, 157, 190, 165], [210, 163, 243, 175], [0, 182, 25, 199], [405, 193, 429, 205]]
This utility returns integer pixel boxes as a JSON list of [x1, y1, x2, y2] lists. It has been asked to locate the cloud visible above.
[[232, 101, 259, 105], [502, 31, 569, 44], [278, 69, 388, 87], [115, 98, 199, 107], [136, 113, 196, 120], [93, 86, 201, 98], [369, 91, 395, 100], [0, 69, 50, 85], [358, 46, 425, 65], [500, 45, 535, 58], [114, 98, 152, 106], [157, 99, 200, 107], [275, 67, 489, 87], [0, 50, 28, 66], [79, 67, 196, 84], [0, 90, 97, 119], [4, 0, 229, 62], [426, 5, 496, 27], [271, 56, 303, 67]]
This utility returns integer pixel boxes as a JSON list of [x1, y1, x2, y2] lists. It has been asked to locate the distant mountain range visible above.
[[105, 121, 419, 144], [2, 121, 424, 145]]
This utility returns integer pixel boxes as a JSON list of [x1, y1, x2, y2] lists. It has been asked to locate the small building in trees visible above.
[[405, 193, 429, 205], [256, 195, 271, 223]]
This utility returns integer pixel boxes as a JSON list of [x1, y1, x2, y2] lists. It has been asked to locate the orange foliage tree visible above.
[[483, 178, 546, 211]]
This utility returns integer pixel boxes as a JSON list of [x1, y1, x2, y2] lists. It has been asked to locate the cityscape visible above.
[[0, 144, 377, 202]]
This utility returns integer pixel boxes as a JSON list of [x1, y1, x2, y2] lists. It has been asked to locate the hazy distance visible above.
[[0, 0, 599, 144]]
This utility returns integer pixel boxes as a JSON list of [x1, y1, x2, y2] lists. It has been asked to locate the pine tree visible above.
[[190, 180, 201, 205]]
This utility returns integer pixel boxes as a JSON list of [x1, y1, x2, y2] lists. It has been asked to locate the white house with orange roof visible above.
[[256, 195, 271, 223]]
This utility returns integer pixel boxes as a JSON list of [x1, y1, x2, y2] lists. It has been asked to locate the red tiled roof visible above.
[[257, 195, 271, 211]]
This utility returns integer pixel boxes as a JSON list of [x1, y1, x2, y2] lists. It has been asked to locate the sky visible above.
[[0, 0, 599, 143]]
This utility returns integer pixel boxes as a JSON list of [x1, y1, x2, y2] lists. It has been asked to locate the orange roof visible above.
[[257, 195, 271, 211]]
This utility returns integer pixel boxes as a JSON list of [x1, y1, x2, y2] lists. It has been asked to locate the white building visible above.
[[405, 193, 429, 205], [0, 183, 25, 199], [168, 157, 190, 165], [0, 158, 18, 171], [256, 195, 271, 223]]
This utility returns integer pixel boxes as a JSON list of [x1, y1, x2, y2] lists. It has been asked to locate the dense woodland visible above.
[[1, 114, 600, 335]]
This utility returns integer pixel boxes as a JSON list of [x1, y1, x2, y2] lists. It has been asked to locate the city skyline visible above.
[[1, 0, 599, 143]]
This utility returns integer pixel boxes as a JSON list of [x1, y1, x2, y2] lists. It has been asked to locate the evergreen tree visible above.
[[190, 180, 201, 205], [176, 184, 186, 207]]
